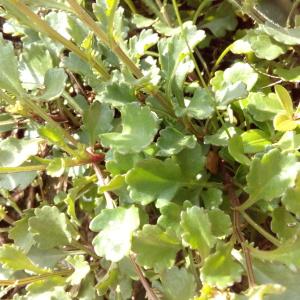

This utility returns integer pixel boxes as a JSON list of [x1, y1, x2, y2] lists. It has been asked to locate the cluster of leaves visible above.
[[0, 0, 299, 299]]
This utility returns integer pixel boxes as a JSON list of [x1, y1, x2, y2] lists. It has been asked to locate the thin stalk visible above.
[[71, 241, 99, 260], [155, 0, 172, 26], [241, 211, 281, 247], [192, 0, 211, 24], [129, 255, 159, 300], [222, 163, 255, 288], [92, 163, 115, 209], [0, 191, 22, 216], [0, 269, 72, 287], [210, 44, 233, 78], [123, 0, 137, 14], [62, 91, 84, 115], [187, 249, 202, 290], [237, 196, 257, 211], [0, 158, 94, 174], [8, 0, 110, 80]]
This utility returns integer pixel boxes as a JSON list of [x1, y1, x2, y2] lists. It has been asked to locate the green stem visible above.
[[192, 0, 211, 24], [241, 211, 281, 247], [123, 0, 137, 14], [0, 269, 72, 287], [210, 44, 233, 77], [71, 241, 99, 260], [237, 196, 258, 211], [62, 92, 84, 115], [0, 158, 93, 174], [187, 249, 202, 290]]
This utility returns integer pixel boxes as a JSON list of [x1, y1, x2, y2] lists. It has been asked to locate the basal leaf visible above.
[[156, 126, 197, 156], [29, 206, 78, 249], [156, 267, 196, 300], [8, 214, 35, 253], [247, 92, 283, 122], [282, 176, 300, 218], [90, 206, 139, 262], [271, 207, 300, 241], [180, 206, 216, 258], [132, 225, 180, 271], [126, 158, 183, 205], [201, 243, 243, 289], [0, 34, 24, 95], [246, 149, 298, 202], [101, 103, 159, 154], [40, 68, 67, 101], [66, 255, 90, 285], [0, 244, 48, 274], [82, 101, 114, 146]]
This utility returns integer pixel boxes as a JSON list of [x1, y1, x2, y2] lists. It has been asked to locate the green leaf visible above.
[[208, 209, 232, 239], [8, 214, 35, 253], [271, 207, 300, 241], [156, 267, 196, 300], [90, 206, 139, 262], [157, 203, 182, 236], [201, 243, 243, 289], [101, 103, 159, 154], [260, 23, 300, 46], [216, 81, 248, 106], [129, 29, 159, 59], [240, 130, 271, 154], [245, 284, 285, 300], [251, 239, 300, 268], [246, 149, 298, 202], [29, 206, 78, 249], [273, 112, 297, 132], [126, 158, 183, 205], [95, 264, 119, 296], [46, 158, 66, 177], [274, 85, 294, 117], [19, 43, 53, 90], [25, 278, 71, 300], [156, 127, 197, 156], [223, 62, 258, 91], [132, 225, 180, 271], [106, 151, 142, 176], [202, 188, 223, 209], [181, 87, 214, 120], [204, 126, 240, 146], [0, 137, 39, 167], [0, 244, 47, 274], [247, 92, 283, 122], [0, 137, 39, 190], [203, 2, 237, 37], [235, 30, 287, 60], [274, 67, 300, 82], [276, 131, 300, 152], [180, 206, 216, 258], [282, 177, 300, 218], [158, 21, 205, 102], [228, 135, 251, 165], [27, 247, 67, 269], [66, 255, 90, 285], [96, 82, 136, 107], [40, 68, 67, 101], [83, 101, 114, 146], [174, 143, 205, 179], [251, 258, 300, 299], [0, 34, 24, 95]]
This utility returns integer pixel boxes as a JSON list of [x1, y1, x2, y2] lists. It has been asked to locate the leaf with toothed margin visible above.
[[100, 103, 159, 154]]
